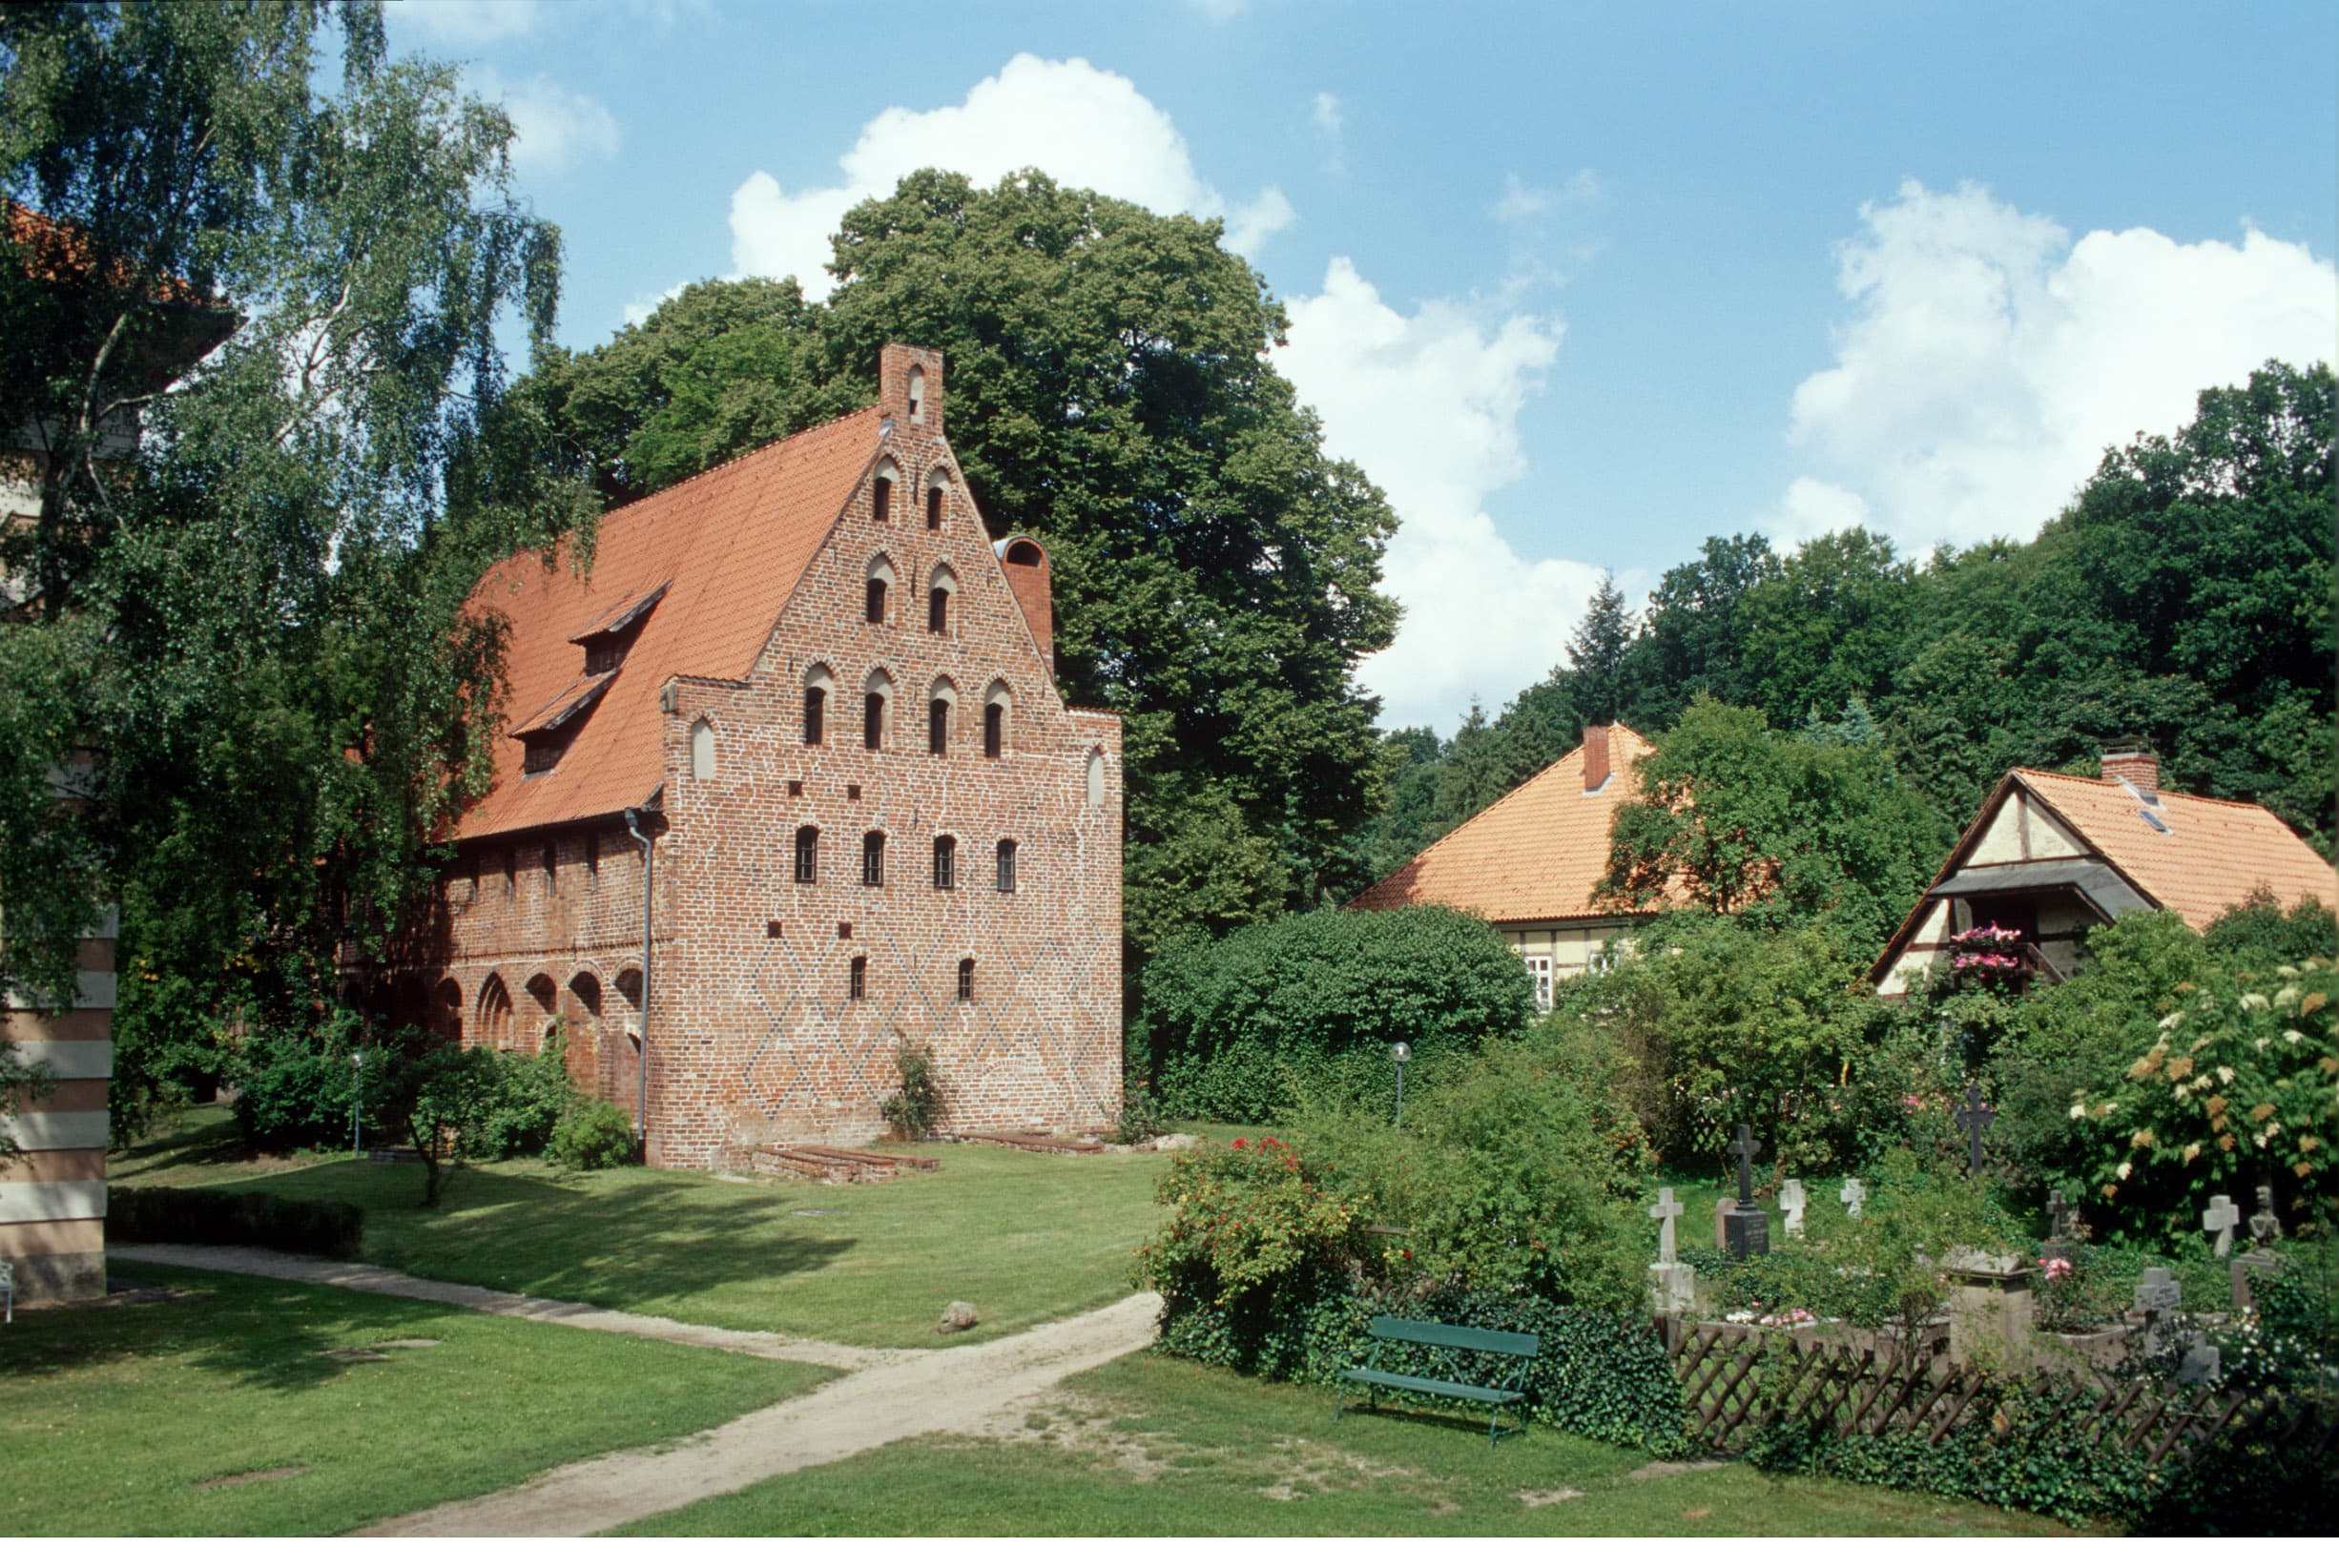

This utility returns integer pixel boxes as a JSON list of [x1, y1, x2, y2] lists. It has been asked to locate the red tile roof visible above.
[[1350, 726, 1655, 924], [2013, 769, 2338, 929], [455, 407, 881, 839]]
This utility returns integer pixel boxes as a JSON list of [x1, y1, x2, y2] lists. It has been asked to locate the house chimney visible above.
[[2101, 750, 2160, 797], [996, 534, 1054, 664], [1582, 725, 1612, 794]]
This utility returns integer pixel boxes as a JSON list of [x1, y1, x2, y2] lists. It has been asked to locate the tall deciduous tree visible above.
[[0, 3, 588, 1131], [531, 170, 1402, 956]]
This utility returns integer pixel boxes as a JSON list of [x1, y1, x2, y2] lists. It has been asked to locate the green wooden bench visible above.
[[1335, 1314, 1540, 1447]]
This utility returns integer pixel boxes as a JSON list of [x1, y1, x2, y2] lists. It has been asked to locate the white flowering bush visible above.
[[2073, 955, 2337, 1245]]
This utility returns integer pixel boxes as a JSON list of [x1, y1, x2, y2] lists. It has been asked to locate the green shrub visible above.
[[2073, 955, 2336, 1246], [231, 1010, 365, 1153], [1136, 904, 1531, 1123], [463, 1042, 578, 1160], [2204, 889, 2339, 967], [1133, 1136, 1364, 1317], [1113, 1079, 1168, 1144], [879, 1042, 942, 1139], [107, 1185, 362, 1259], [547, 1098, 636, 1170]]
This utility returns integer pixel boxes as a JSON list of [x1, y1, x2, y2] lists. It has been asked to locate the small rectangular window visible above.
[[862, 832, 885, 887], [866, 577, 887, 623], [864, 692, 883, 750], [795, 826, 818, 885], [933, 836, 955, 891], [957, 958, 975, 1002], [929, 699, 949, 756], [929, 587, 948, 633], [996, 839, 1017, 894], [849, 955, 866, 1001]]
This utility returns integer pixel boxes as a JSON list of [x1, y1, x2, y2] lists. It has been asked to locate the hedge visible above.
[[106, 1185, 363, 1260], [1156, 1283, 1689, 1456]]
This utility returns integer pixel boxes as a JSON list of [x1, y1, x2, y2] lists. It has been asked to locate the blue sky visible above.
[[386, 0, 2338, 732]]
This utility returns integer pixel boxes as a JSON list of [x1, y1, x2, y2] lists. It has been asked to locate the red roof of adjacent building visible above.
[[455, 407, 881, 840], [2008, 769, 2338, 929], [1350, 726, 1655, 924]]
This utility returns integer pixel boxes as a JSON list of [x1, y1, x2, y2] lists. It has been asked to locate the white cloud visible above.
[[469, 67, 619, 174], [1312, 92, 1345, 173], [728, 54, 1294, 294], [1492, 169, 1601, 225], [1276, 258, 1597, 731], [390, 0, 543, 47], [1777, 179, 2338, 552]]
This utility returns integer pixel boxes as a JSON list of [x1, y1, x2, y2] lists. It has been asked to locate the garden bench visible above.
[[1335, 1314, 1539, 1447]]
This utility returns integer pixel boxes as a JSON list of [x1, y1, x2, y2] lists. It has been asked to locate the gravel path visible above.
[[354, 1289, 1166, 1537], [109, 1242, 912, 1370]]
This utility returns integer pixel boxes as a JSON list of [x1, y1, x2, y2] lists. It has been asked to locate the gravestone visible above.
[[1713, 1196, 1738, 1249], [1956, 1082, 1996, 1176], [2042, 1190, 2076, 1263], [2176, 1331, 2222, 1386], [1722, 1124, 1770, 1260], [1778, 1178, 1808, 1240], [2248, 1184, 2283, 1248], [1647, 1188, 1694, 1313], [2202, 1193, 2240, 1259], [1944, 1248, 2035, 1367], [2232, 1184, 2288, 1311], [1838, 1176, 1866, 1219], [2133, 1267, 2182, 1357]]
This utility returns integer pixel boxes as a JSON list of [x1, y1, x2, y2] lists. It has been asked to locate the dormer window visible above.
[[513, 671, 616, 776], [571, 580, 669, 676]]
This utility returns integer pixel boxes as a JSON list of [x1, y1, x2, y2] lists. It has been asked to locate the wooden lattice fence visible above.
[[1666, 1320, 2339, 1471]]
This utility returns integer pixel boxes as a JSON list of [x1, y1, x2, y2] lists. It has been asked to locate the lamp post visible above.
[[1392, 1041, 1411, 1127], [350, 1051, 363, 1156]]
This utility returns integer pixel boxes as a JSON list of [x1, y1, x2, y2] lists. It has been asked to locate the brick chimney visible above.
[[1582, 724, 1612, 794], [878, 342, 943, 434], [2101, 750, 2160, 797]]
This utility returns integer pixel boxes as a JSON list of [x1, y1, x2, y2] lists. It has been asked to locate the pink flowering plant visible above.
[[1131, 1135, 1364, 1311], [1947, 923, 2028, 985]]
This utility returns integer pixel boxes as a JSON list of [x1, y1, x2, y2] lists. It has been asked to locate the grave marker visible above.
[[1956, 1082, 1996, 1176], [1649, 1187, 1684, 1264], [1723, 1124, 1770, 1259], [2247, 1184, 2282, 1248], [2043, 1189, 2075, 1263], [1779, 1178, 1808, 1240], [1647, 1187, 1694, 1313], [1838, 1176, 1865, 1219], [1713, 1196, 1737, 1249], [2202, 1194, 2240, 1259], [2134, 1266, 2182, 1357]]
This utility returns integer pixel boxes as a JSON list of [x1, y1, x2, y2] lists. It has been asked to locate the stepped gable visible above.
[[2011, 769, 2338, 929], [1351, 725, 1654, 923], [458, 408, 882, 839]]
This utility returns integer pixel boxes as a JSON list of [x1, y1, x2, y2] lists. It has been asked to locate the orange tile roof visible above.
[[1350, 727, 1655, 923], [456, 407, 881, 839], [2014, 769, 2338, 929]]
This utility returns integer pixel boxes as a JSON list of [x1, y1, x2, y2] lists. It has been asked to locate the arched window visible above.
[[690, 717, 716, 780], [848, 955, 867, 1001], [863, 670, 891, 750], [1086, 749, 1107, 808], [927, 675, 956, 756], [983, 679, 1011, 760], [928, 563, 955, 633], [803, 664, 835, 746], [861, 830, 885, 887], [906, 364, 926, 423], [926, 485, 943, 530], [996, 838, 1017, 894], [477, 973, 514, 1052], [872, 475, 891, 523], [957, 957, 975, 1001], [933, 835, 955, 890], [865, 554, 894, 624], [794, 825, 818, 884]]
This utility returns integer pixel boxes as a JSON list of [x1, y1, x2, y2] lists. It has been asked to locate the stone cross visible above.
[[1649, 1187, 1684, 1265], [1779, 1178, 1808, 1240], [2134, 1266, 2182, 1356], [1838, 1176, 1866, 1219], [2248, 1184, 2283, 1249], [1956, 1082, 1996, 1175], [1713, 1196, 1738, 1249], [2177, 1331, 2222, 1386], [2202, 1193, 2241, 1259], [1728, 1123, 1761, 1205], [2043, 1189, 2075, 1263]]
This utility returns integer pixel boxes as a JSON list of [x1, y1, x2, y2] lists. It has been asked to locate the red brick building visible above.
[[357, 345, 1123, 1167]]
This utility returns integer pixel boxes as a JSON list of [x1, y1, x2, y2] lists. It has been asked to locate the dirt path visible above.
[[353, 1289, 1166, 1537], [109, 1243, 909, 1371]]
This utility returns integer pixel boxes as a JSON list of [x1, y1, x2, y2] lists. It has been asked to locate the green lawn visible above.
[[615, 1352, 2087, 1537], [0, 1264, 830, 1537], [114, 1105, 1170, 1346]]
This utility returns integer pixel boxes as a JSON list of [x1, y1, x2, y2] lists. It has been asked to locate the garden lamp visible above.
[[1392, 1041, 1411, 1127], [351, 1051, 363, 1155]]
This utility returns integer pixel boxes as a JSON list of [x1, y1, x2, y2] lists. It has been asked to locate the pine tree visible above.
[[1565, 571, 1635, 725]]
